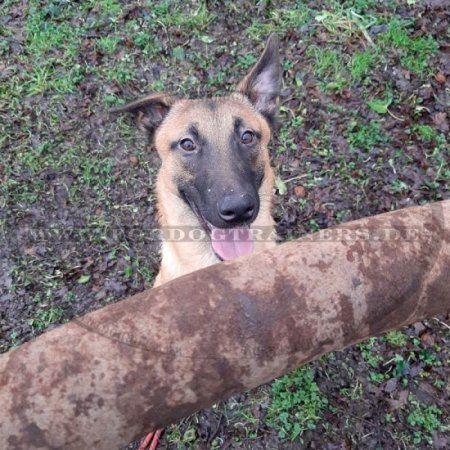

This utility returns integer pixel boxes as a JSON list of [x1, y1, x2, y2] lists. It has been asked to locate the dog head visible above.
[[111, 34, 281, 260]]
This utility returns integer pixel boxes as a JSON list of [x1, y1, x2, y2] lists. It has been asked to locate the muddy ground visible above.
[[1, 0, 449, 449]]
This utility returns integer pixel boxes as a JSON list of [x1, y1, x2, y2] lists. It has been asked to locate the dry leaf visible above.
[[435, 72, 446, 84], [294, 185, 306, 197], [433, 112, 449, 132], [419, 331, 435, 346], [387, 389, 409, 411]]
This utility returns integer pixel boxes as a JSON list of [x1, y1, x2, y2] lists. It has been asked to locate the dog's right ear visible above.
[[109, 93, 175, 141], [236, 33, 281, 127]]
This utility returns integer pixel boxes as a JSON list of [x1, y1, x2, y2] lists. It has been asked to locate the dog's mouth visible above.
[[181, 192, 254, 261], [208, 225, 254, 261]]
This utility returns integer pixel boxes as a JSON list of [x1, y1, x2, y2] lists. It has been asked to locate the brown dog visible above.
[[112, 34, 281, 287]]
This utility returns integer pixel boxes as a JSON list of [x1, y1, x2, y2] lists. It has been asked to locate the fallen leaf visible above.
[[433, 112, 449, 132], [123, 37, 133, 48], [419, 331, 435, 346], [413, 321, 427, 335], [78, 275, 91, 284], [427, 0, 448, 9], [23, 246, 36, 256], [435, 72, 446, 84], [368, 98, 392, 114], [275, 176, 287, 195], [384, 378, 398, 394], [199, 35, 214, 44], [172, 46, 185, 60], [386, 389, 409, 411], [433, 112, 447, 125], [316, 31, 328, 42], [294, 185, 306, 197]]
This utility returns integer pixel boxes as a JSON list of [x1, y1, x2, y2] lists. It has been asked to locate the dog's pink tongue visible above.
[[211, 226, 254, 260]]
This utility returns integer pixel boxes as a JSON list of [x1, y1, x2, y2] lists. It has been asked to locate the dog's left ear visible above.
[[236, 33, 281, 126], [109, 93, 176, 142]]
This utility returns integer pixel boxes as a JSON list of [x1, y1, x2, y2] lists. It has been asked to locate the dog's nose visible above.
[[218, 194, 256, 224]]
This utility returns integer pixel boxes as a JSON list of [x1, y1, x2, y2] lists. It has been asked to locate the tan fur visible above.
[[153, 96, 276, 286], [112, 35, 281, 288]]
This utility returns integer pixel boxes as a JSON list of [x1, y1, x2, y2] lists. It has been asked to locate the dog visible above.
[[112, 34, 281, 288]]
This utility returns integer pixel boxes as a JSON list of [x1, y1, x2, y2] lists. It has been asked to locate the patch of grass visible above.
[[418, 348, 441, 367], [307, 219, 320, 232], [341, 0, 381, 10], [389, 353, 409, 378], [367, 94, 393, 115], [307, 46, 349, 90], [27, 305, 65, 331], [22, 2, 85, 97], [421, 133, 449, 194], [26, 64, 83, 95], [97, 36, 121, 54], [132, 30, 160, 56], [368, 371, 385, 384], [384, 330, 407, 348], [236, 54, 258, 70], [346, 120, 390, 152], [277, 112, 304, 154], [10, 139, 80, 175], [166, 394, 264, 448], [4, 329, 21, 350], [165, 426, 197, 448], [351, 49, 376, 80], [246, 3, 312, 39], [379, 19, 438, 75], [389, 179, 409, 194], [96, 0, 122, 18], [357, 337, 383, 368], [25, 3, 81, 63], [339, 380, 363, 402], [147, 0, 215, 37], [308, 48, 344, 79], [267, 367, 327, 441], [314, 4, 376, 40], [412, 124, 438, 142], [103, 60, 136, 83], [406, 396, 446, 446]]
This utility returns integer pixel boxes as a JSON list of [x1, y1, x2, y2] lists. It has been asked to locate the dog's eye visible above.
[[241, 131, 255, 145], [180, 138, 196, 152]]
